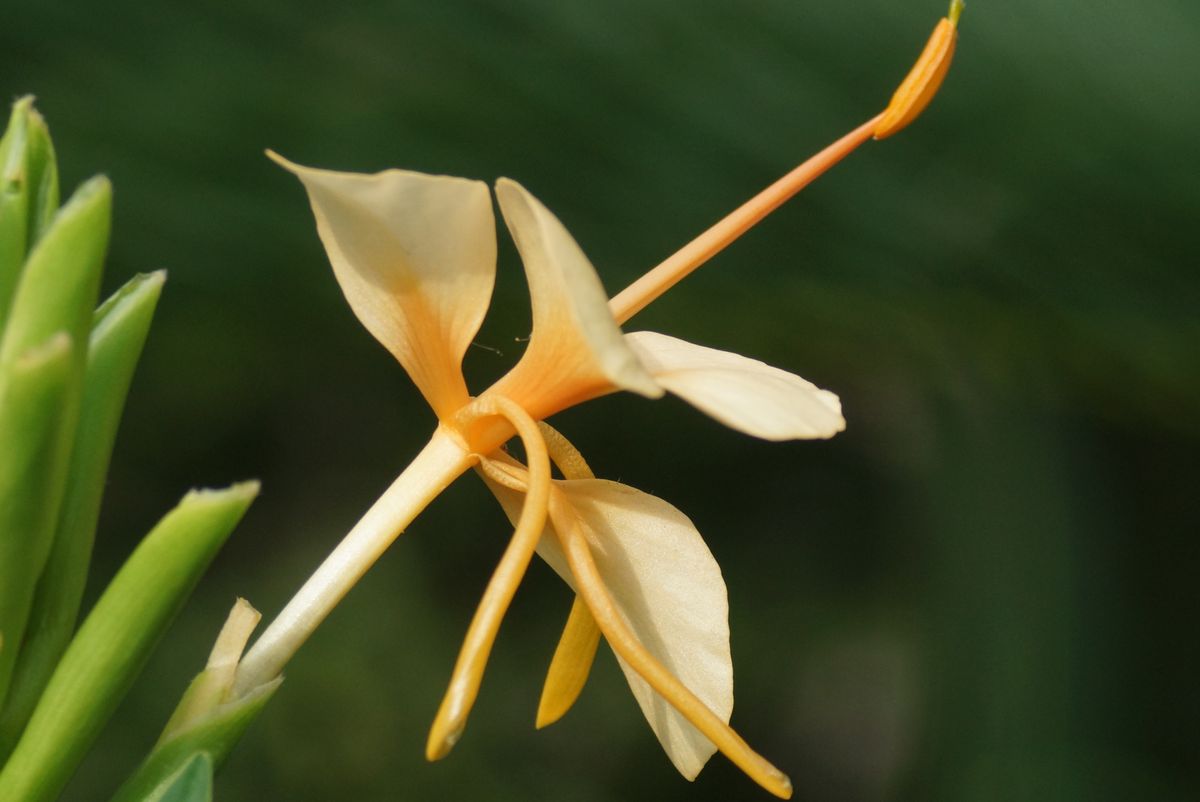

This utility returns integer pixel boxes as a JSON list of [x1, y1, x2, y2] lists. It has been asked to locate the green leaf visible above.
[[0, 97, 60, 331], [0, 172, 111, 714], [0, 172, 109, 372], [0, 99, 34, 323], [110, 676, 280, 802], [0, 333, 77, 708], [0, 482, 259, 802], [153, 752, 213, 802], [0, 272, 166, 756], [22, 107, 59, 248]]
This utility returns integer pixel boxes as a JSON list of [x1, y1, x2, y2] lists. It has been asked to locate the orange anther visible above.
[[874, 0, 963, 139]]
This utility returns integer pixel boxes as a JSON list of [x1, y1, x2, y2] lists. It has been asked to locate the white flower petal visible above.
[[625, 330, 845, 441], [271, 153, 495, 419], [487, 179, 661, 421], [483, 472, 731, 779]]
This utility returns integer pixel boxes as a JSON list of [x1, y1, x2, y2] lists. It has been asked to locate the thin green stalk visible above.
[[110, 678, 279, 802]]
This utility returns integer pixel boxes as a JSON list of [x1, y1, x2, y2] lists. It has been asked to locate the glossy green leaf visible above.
[[0, 97, 59, 332], [22, 105, 59, 249], [0, 334, 77, 709], [0, 172, 109, 372], [0, 272, 166, 756], [0, 99, 33, 323], [0, 482, 259, 802], [0, 171, 111, 715]]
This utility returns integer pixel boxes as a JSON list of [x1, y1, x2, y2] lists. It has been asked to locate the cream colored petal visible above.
[[625, 330, 845, 441], [484, 473, 731, 779], [271, 153, 495, 419], [486, 179, 661, 421], [548, 480, 732, 779]]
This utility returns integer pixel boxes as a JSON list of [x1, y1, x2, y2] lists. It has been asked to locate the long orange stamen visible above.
[[608, 114, 881, 326], [610, 1, 963, 325]]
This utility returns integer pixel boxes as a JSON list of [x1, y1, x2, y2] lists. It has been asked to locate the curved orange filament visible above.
[[426, 396, 552, 760]]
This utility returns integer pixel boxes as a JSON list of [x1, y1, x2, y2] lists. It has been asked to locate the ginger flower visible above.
[[231, 5, 961, 798], [250, 161, 840, 797]]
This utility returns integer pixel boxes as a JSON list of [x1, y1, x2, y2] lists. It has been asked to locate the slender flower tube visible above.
[[232, 8, 962, 797]]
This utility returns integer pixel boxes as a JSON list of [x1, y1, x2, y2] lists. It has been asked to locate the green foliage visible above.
[[0, 334, 76, 706], [0, 482, 259, 802], [0, 174, 109, 372], [0, 272, 166, 753], [0, 96, 59, 327], [0, 111, 112, 713], [0, 97, 258, 801]]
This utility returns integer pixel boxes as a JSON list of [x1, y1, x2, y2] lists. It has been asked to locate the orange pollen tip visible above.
[[873, 0, 963, 140]]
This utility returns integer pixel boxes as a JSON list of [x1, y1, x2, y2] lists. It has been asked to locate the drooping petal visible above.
[[271, 153, 495, 419], [547, 492, 790, 798], [484, 471, 732, 779], [625, 330, 845, 441], [545, 480, 732, 779], [485, 179, 661, 422]]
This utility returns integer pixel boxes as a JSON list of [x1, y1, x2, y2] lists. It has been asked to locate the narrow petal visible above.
[[536, 596, 601, 729], [486, 179, 661, 421], [270, 153, 495, 419], [625, 331, 845, 441], [535, 421, 601, 729]]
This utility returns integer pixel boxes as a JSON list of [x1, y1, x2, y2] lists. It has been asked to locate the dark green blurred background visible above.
[[4, 0, 1197, 799]]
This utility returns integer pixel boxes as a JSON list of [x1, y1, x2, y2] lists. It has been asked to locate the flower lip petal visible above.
[[542, 479, 732, 780], [270, 151, 496, 420], [486, 178, 661, 422], [625, 330, 845, 441], [483, 470, 731, 780]]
